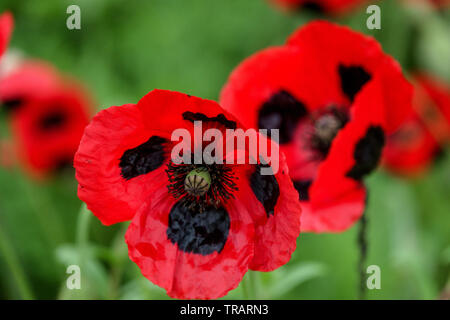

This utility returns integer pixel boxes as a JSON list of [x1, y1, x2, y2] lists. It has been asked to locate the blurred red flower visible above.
[[221, 21, 413, 232], [404, 0, 450, 9], [383, 73, 450, 176], [74, 89, 302, 299], [0, 61, 92, 178], [269, 0, 369, 15], [0, 12, 13, 58]]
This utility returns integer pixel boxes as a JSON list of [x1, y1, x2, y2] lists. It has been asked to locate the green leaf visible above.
[[269, 262, 327, 298]]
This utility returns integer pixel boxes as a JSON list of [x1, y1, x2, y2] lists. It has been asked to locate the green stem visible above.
[[0, 224, 34, 299], [76, 203, 91, 265], [357, 209, 368, 300], [242, 271, 259, 300], [242, 274, 250, 299], [58, 204, 91, 300]]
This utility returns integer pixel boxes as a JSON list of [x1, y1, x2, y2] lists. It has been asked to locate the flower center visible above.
[[310, 108, 348, 157], [184, 168, 211, 197], [315, 114, 341, 143], [167, 160, 238, 212]]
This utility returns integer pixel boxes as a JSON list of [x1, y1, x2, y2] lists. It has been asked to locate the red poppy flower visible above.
[[0, 61, 92, 178], [220, 21, 413, 232], [74, 89, 302, 299], [383, 73, 450, 176], [269, 0, 369, 15], [0, 12, 13, 58]]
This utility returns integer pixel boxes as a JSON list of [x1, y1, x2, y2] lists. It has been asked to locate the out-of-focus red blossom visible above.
[[220, 21, 413, 233], [383, 74, 450, 176], [74, 89, 302, 299], [404, 0, 450, 9], [0, 61, 92, 178], [269, 0, 369, 15], [0, 12, 13, 58]]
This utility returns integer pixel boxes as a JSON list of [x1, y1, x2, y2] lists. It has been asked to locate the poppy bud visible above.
[[184, 168, 211, 197]]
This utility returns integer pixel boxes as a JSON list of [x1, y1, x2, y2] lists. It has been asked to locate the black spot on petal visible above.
[[301, 1, 325, 13], [182, 111, 237, 130], [338, 65, 371, 101], [347, 126, 385, 180], [293, 180, 312, 201], [38, 110, 67, 131], [258, 90, 308, 144], [2, 97, 24, 113], [167, 201, 230, 255], [250, 163, 280, 217], [119, 136, 168, 180]]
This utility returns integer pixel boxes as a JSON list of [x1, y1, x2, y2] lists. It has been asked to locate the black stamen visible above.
[[166, 158, 238, 212]]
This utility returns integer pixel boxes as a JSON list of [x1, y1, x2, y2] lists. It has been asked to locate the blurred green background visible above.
[[0, 0, 449, 299]]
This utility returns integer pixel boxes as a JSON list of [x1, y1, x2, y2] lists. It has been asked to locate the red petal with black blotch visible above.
[[287, 20, 412, 133], [75, 89, 246, 226], [10, 82, 91, 179], [270, 0, 366, 15], [304, 80, 386, 232], [125, 187, 255, 300], [75, 103, 171, 225], [137, 89, 241, 135], [238, 149, 302, 271], [220, 46, 344, 131], [0, 12, 13, 58], [213, 126, 302, 271], [220, 135, 302, 271]]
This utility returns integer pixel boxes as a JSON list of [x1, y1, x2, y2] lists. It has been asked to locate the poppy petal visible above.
[[243, 152, 302, 271], [304, 80, 386, 232], [138, 89, 240, 135], [74, 103, 171, 225], [0, 12, 13, 58], [0, 61, 62, 109], [220, 46, 343, 132], [287, 20, 413, 132], [383, 73, 449, 175], [125, 190, 255, 300]]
